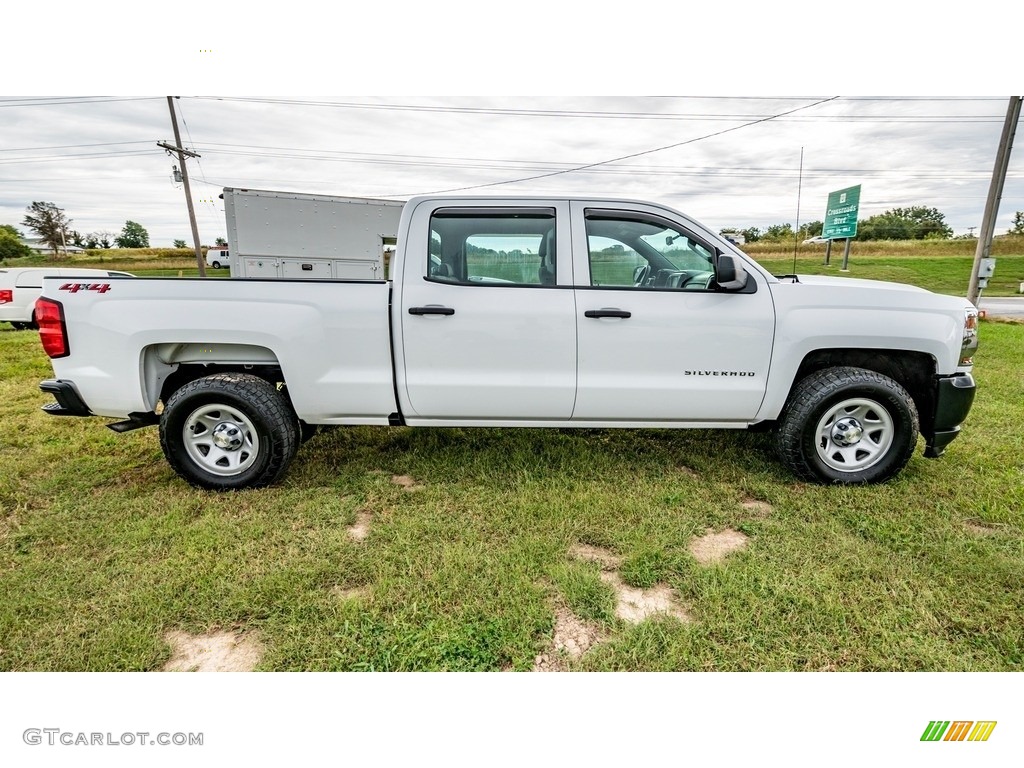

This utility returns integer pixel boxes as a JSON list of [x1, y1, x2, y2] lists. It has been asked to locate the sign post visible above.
[[821, 184, 861, 269]]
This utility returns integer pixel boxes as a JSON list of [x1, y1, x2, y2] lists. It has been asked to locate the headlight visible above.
[[960, 308, 979, 366]]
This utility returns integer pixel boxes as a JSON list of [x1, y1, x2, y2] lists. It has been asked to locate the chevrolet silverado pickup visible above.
[[36, 192, 978, 490]]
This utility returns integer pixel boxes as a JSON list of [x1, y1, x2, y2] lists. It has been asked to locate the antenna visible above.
[[793, 146, 804, 276]]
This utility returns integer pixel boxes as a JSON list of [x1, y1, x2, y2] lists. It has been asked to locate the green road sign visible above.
[[822, 185, 861, 239]]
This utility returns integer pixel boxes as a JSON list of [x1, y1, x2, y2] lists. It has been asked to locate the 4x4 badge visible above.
[[59, 283, 111, 294]]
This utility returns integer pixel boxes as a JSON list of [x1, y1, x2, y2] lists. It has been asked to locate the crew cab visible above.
[[35, 193, 978, 490]]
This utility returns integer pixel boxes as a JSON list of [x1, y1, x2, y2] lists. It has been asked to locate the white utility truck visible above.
[[223, 188, 402, 280], [36, 193, 978, 490]]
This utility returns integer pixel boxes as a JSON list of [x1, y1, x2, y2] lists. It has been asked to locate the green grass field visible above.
[[1, 317, 1021, 671]]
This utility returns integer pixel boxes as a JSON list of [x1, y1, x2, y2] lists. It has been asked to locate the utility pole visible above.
[[158, 96, 206, 277], [967, 96, 1022, 306]]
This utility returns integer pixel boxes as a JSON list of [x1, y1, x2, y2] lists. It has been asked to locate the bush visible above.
[[0, 232, 32, 261]]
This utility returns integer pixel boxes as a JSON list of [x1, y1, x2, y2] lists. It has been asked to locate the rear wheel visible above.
[[159, 373, 298, 490], [775, 367, 919, 484]]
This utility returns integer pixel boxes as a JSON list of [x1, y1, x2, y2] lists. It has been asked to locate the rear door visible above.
[[398, 201, 577, 420]]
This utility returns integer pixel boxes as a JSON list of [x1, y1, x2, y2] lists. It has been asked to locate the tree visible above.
[[173, 239, 187, 248], [1, 224, 23, 239], [1010, 211, 1024, 236], [22, 201, 72, 258], [762, 223, 795, 242], [214, 236, 228, 247], [69, 230, 85, 248], [857, 206, 952, 240], [0, 230, 32, 260], [799, 220, 823, 238], [115, 220, 150, 248], [740, 226, 761, 243]]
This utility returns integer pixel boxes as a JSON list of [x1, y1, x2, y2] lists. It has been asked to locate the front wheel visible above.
[[159, 373, 299, 490], [775, 367, 919, 484]]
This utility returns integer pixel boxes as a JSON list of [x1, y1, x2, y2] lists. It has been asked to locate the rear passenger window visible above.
[[428, 208, 557, 287]]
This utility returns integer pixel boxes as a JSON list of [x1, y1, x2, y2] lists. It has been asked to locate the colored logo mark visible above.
[[921, 721, 997, 742]]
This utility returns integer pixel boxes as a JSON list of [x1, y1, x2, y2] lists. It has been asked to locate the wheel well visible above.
[[158, 364, 285, 406], [792, 348, 937, 433]]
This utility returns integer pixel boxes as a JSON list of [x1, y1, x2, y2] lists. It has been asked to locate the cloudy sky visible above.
[[3, 5, 1021, 247], [3, 95, 1021, 247]]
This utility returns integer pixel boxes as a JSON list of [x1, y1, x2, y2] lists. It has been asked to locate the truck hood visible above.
[[791, 274, 929, 292], [780, 274, 974, 311]]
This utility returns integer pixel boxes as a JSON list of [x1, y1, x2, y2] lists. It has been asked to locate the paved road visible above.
[[978, 296, 1024, 318]]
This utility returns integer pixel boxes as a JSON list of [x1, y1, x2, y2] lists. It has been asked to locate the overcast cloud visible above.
[[2, 95, 1021, 247], [3, 2, 1021, 248]]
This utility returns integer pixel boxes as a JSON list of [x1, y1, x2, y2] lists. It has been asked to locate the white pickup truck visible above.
[[35, 193, 978, 490]]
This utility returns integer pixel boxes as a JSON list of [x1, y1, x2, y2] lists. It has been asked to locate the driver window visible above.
[[585, 212, 716, 291]]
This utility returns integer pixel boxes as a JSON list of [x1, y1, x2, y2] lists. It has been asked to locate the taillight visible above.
[[35, 298, 69, 358], [0, 289, 12, 304]]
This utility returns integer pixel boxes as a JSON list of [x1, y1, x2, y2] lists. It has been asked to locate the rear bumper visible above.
[[922, 373, 976, 458], [39, 379, 92, 417]]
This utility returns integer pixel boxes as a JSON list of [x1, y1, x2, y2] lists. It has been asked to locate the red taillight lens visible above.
[[35, 298, 69, 358], [0, 289, 12, 304]]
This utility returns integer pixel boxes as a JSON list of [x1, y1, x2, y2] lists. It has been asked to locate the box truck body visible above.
[[223, 188, 404, 280]]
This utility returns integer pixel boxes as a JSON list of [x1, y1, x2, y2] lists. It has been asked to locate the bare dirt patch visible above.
[[568, 543, 622, 570], [741, 498, 773, 516], [533, 606, 606, 672], [347, 509, 373, 542], [599, 572, 691, 624], [964, 521, 1001, 536], [331, 585, 370, 601], [391, 474, 423, 491], [689, 528, 749, 565], [162, 630, 263, 672]]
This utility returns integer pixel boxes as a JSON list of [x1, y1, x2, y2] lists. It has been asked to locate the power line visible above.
[[0, 97, 162, 108], [0, 140, 153, 153], [0, 150, 157, 165], [401, 97, 850, 195], [186, 96, 1004, 122]]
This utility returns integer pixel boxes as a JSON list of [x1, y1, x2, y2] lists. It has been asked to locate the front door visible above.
[[570, 202, 774, 422]]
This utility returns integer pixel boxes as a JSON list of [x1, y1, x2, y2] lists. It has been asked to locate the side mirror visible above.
[[715, 254, 748, 291]]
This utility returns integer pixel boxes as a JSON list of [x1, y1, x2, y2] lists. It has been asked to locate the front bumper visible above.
[[922, 373, 976, 458]]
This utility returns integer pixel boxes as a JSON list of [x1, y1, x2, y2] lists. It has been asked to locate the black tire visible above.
[[159, 373, 299, 490], [775, 366, 919, 484], [9, 322, 30, 331], [212, 261, 221, 269]]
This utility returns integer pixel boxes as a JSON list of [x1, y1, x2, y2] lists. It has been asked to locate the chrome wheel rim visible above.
[[814, 397, 894, 472], [183, 403, 259, 476]]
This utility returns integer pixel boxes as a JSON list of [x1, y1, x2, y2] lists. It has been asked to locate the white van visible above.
[[0, 267, 133, 329], [206, 248, 229, 269]]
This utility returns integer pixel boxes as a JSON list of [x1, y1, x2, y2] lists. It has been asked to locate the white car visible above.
[[802, 236, 829, 245], [0, 267, 133, 329]]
